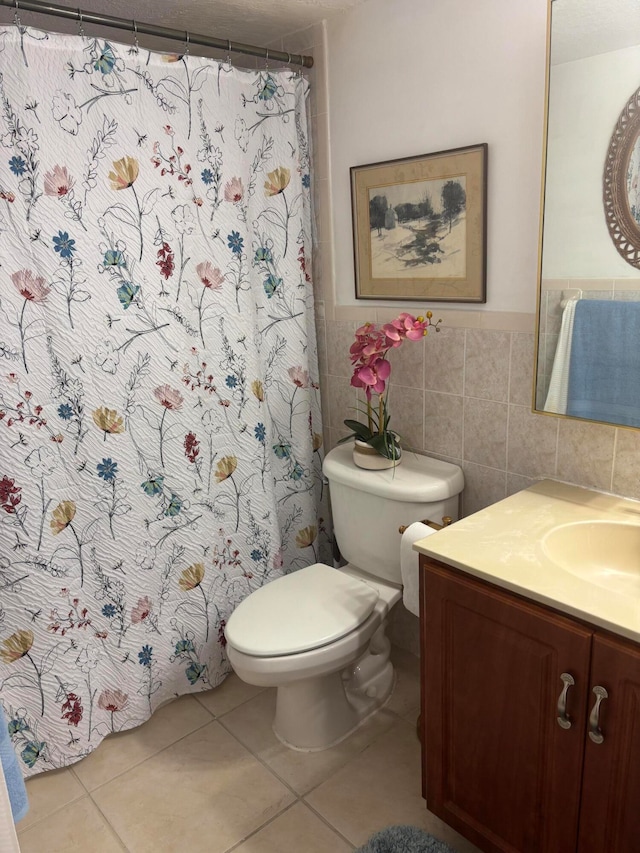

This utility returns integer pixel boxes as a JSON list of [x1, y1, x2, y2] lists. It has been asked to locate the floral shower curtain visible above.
[[0, 27, 327, 777]]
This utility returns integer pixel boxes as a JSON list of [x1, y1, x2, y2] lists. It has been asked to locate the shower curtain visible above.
[[0, 27, 328, 777]]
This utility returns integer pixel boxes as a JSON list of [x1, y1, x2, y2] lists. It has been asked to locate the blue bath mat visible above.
[[355, 825, 455, 853]]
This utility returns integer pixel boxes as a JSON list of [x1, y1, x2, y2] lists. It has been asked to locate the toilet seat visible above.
[[225, 563, 379, 657]]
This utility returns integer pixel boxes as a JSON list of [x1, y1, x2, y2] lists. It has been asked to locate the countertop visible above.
[[413, 479, 640, 643]]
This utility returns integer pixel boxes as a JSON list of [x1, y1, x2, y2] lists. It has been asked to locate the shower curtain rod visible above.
[[0, 0, 314, 67]]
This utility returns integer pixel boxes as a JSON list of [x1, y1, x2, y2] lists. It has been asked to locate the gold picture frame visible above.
[[351, 143, 487, 302]]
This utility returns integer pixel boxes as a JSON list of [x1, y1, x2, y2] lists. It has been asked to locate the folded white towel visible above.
[[544, 298, 577, 414], [400, 522, 437, 617]]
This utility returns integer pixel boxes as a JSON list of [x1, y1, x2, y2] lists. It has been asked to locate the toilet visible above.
[[225, 443, 464, 751]]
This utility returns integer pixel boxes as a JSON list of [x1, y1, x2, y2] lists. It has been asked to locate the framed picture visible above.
[[351, 143, 487, 302]]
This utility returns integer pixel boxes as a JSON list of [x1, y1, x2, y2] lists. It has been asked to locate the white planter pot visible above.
[[352, 439, 401, 470]]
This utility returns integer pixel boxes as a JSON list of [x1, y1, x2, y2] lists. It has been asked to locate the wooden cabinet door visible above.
[[421, 559, 592, 853], [578, 632, 640, 852]]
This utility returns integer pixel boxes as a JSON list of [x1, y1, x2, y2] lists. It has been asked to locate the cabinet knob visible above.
[[556, 672, 575, 729], [588, 685, 608, 745]]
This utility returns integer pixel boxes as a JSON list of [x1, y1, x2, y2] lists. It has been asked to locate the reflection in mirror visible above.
[[536, 0, 640, 427]]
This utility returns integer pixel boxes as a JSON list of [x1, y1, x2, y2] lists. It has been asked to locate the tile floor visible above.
[[15, 648, 480, 853]]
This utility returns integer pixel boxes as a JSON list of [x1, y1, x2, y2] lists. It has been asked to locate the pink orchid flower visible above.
[[351, 356, 391, 398], [383, 312, 428, 345]]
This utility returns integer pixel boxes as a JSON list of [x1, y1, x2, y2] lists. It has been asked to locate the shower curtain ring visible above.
[[184, 30, 190, 57], [265, 48, 269, 71], [77, 8, 85, 38], [13, 0, 21, 29], [132, 19, 139, 51], [226, 39, 232, 68]]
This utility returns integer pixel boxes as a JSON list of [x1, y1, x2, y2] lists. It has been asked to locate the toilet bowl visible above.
[[225, 444, 464, 751], [226, 563, 401, 750]]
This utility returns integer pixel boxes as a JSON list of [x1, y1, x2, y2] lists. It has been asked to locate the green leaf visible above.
[[337, 434, 354, 445], [343, 419, 373, 440], [369, 433, 401, 460]]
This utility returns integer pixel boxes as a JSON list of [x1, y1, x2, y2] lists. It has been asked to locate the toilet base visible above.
[[272, 623, 395, 751]]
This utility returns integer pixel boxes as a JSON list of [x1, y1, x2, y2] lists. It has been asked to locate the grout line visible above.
[[223, 800, 301, 853], [505, 402, 512, 480], [85, 714, 216, 795], [18, 791, 128, 852], [17, 790, 85, 837], [507, 331, 514, 404], [460, 331, 467, 485], [215, 714, 302, 801], [302, 800, 357, 850], [191, 684, 267, 720], [85, 796, 130, 852]]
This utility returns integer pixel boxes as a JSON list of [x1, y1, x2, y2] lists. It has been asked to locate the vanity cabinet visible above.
[[578, 632, 640, 851], [420, 557, 640, 853]]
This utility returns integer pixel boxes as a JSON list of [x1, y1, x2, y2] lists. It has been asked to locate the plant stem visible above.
[[289, 386, 297, 435], [159, 408, 167, 468], [69, 522, 84, 586], [131, 183, 143, 260], [36, 478, 50, 551], [109, 479, 116, 540], [282, 193, 290, 257], [198, 286, 206, 347], [199, 583, 209, 641], [18, 300, 29, 373], [231, 476, 240, 533], [25, 652, 44, 716]]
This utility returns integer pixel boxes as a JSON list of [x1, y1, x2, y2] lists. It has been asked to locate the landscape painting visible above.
[[351, 144, 487, 302], [368, 176, 467, 279]]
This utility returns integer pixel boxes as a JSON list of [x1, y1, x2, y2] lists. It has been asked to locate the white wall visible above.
[[325, 0, 548, 314], [543, 44, 640, 279]]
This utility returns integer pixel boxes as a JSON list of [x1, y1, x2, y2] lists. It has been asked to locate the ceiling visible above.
[[551, 0, 640, 64], [2, 0, 368, 52]]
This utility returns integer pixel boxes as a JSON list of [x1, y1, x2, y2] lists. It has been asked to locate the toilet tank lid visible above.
[[323, 444, 464, 503], [225, 563, 379, 657]]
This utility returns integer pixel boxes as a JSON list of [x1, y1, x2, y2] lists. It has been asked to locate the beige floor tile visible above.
[[93, 720, 295, 853], [18, 766, 85, 832], [305, 719, 480, 852], [195, 671, 265, 717], [18, 796, 124, 853], [233, 802, 353, 852], [73, 694, 212, 791], [221, 689, 396, 795]]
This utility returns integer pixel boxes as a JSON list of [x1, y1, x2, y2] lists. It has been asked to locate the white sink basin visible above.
[[542, 520, 640, 594]]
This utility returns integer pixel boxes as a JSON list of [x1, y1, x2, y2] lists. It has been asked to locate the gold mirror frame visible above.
[[533, 0, 640, 426], [603, 84, 640, 269]]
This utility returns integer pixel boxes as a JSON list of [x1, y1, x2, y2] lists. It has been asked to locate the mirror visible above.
[[535, 0, 640, 427]]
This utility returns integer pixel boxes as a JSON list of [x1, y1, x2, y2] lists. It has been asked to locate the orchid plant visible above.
[[340, 311, 440, 460]]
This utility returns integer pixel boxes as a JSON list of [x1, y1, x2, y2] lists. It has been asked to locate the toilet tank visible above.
[[322, 444, 464, 585]]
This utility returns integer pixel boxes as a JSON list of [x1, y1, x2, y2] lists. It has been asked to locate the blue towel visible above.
[[567, 299, 640, 426], [0, 706, 28, 823]]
